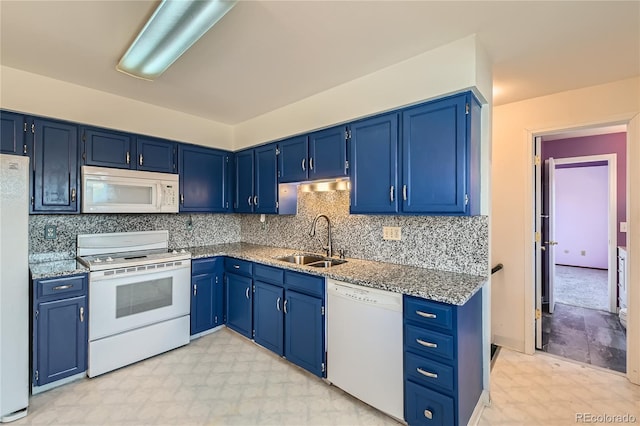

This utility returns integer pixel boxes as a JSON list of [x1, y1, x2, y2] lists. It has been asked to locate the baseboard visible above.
[[467, 390, 490, 425], [190, 324, 225, 340], [32, 371, 86, 395]]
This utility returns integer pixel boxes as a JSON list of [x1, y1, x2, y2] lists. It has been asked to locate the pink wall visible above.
[[542, 132, 627, 246], [554, 166, 609, 268]]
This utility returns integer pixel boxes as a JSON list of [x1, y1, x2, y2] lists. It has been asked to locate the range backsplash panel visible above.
[[240, 190, 489, 276], [29, 213, 240, 260]]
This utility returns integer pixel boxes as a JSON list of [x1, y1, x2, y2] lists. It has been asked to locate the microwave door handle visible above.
[[157, 183, 163, 209]]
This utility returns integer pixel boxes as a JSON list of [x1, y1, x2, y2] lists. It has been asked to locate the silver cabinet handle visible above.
[[309, 157, 314, 170], [283, 299, 288, 314], [416, 338, 438, 348], [416, 310, 436, 319], [248, 196, 253, 206], [424, 409, 433, 420], [233, 265, 240, 269], [253, 195, 258, 206], [417, 367, 438, 379], [193, 284, 197, 296], [139, 154, 143, 166], [245, 287, 250, 299], [23, 144, 28, 155], [126, 151, 130, 165], [276, 297, 281, 311], [71, 188, 76, 202], [180, 194, 184, 205], [79, 306, 84, 323], [390, 185, 394, 202], [302, 158, 306, 171], [53, 284, 72, 291], [402, 184, 407, 201]]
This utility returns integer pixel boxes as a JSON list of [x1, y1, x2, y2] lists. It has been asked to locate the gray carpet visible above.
[[553, 265, 608, 311]]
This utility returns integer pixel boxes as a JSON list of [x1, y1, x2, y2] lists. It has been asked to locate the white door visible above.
[[545, 157, 558, 314], [534, 138, 543, 349]]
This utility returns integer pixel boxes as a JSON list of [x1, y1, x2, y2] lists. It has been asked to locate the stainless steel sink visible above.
[[306, 259, 347, 268], [277, 254, 326, 265], [277, 254, 347, 268]]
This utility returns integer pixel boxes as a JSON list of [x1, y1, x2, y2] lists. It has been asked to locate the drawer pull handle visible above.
[[416, 310, 437, 319], [417, 367, 438, 379], [245, 287, 250, 299], [234, 265, 240, 269], [416, 339, 438, 348], [424, 409, 433, 420], [79, 306, 84, 323], [53, 284, 72, 291]]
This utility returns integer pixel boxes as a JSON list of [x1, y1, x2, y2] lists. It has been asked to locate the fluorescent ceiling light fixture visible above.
[[117, 0, 237, 80]]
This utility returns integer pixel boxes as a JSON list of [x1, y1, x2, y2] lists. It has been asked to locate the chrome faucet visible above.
[[309, 214, 333, 258]]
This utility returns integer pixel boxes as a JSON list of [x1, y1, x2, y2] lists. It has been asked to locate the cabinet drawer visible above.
[[191, 257, 219, 275], [254, 264, 284, 285], [405, 324, 454, 361], [405, 380, 455, 426], [284, 271, 324, 298], [224, 258, 253, 276], [405, 351, 454, 392], [404, 296, 453, 331], [38, 275, 86, 298]]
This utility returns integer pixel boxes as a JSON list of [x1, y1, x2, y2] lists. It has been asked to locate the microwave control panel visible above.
[[163, 185, 177, 206]]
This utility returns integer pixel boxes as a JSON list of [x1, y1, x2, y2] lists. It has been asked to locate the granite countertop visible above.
[[183, 243, 487, 305], [29, 259, 88, 280]]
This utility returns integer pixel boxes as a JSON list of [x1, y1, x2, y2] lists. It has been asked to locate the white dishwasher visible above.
[[327, 279, 404, 421]]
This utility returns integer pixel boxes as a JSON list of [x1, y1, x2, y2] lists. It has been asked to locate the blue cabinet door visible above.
[[401, 94, 468, 214], [179, 144, 230, 212], [32, 118, 79, 213], [308, 125, 348, 180], [284, 290, 325, 377], [36, 296, 87, 386], [234, 149, 254, 213], [136, 137, 176, 173], [349, 113, 399, 214], [82, 127, 134, 169], [254, 144, 278, 214], [278, 136, 308, 183], [191, 273, 216, 335], [0, 111, 26, 156], [253, 281, 284, 356], [225, 273, 252, 338]]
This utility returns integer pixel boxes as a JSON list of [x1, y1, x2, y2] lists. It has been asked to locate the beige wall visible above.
[[491, 76, 640, 381], [0, 66, 233, 150]]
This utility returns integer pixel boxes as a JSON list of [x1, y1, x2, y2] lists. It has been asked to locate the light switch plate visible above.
[[383, 226, 401, 241], [620, 222, 628, 233]]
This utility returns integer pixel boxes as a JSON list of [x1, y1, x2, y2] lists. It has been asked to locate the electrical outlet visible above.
[[44, 225, 57, 240], [620, 222, 628, 233], [383, 226, 401, 241], [581, 250, 586, 256]]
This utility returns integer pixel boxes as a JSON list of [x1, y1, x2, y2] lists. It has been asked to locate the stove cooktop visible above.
[[78, 248, 190, 271]]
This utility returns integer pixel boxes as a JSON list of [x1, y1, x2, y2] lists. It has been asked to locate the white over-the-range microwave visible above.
[[82, 166, 179, 213]]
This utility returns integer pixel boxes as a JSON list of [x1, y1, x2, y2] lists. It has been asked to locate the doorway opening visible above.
[[534, 126, 627, 373]]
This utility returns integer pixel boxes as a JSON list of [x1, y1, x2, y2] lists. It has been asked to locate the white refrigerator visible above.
[[0, 154, 29, 422]]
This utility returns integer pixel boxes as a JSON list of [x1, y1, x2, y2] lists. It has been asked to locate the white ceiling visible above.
[[1, 1, 638, 125]]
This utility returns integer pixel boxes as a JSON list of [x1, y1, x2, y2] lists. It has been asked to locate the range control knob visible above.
[[172, 250, 178, 254], [180, 249, 186, 254], [106, 257, 113, 262], [94, 258, 102, 263]]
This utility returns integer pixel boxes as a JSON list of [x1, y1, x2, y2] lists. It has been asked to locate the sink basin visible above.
[[277, 254, 326, 265], [277, 254, 347, 268], [307, 259, 347, 268]]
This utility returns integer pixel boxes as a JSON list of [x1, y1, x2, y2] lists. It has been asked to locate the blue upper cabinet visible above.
[[277, 135, 308, 183], [349, 113, 399, 214], [136, 136, 176, 173], [234, 149, 255, 213], [254, 144, 278, 214], [308, 125, 349, 180], [178, 144, 231, 212], [82, 127, 134, 169], [0, 110, 28, 156], [31, 118, 79, 214], [401, 93, 478, 215]]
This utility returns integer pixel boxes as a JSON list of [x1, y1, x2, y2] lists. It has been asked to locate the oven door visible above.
[[89, 260, 190, 341]]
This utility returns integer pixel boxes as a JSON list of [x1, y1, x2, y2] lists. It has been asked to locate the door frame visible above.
[[549, 154, 618, 315]]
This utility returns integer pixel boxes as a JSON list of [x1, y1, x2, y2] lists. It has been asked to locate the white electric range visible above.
[[77, 230, 191, 377]]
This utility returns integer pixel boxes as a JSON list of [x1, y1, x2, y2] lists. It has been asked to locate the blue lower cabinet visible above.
[[191, 257, 224, 335], [225, 272, 253, 338], [284, 290, 325, 377], [403, 291, 483, 426], [253, 281, 284, 355], [33, 274, 88, 387]]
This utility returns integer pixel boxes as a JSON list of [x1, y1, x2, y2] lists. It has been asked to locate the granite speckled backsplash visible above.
[[240, 190, 489, 276], [29, 213, 240, 259]]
